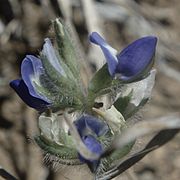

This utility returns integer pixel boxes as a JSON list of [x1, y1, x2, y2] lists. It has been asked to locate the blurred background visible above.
[[0, 0, 180, 179]]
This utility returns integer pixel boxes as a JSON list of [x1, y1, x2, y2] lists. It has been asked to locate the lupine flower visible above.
[[9, 37, 84, 111], [10, 19, 178, 180], [89, 32, 157, 81], [10, 55, 51, 111], [74, 115, 109, 172]]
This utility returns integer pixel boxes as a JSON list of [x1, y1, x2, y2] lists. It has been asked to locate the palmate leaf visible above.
[[96, 114, 180, 180]]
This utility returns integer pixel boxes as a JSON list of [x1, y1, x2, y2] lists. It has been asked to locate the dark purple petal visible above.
[[74, 115, 109, 137], [21, 55, 50, 102], [89, 32, 118, 76], [10, 79, 50, 111], [116, 36, 157, 80]]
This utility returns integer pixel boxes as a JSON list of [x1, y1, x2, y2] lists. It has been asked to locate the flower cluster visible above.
[[10, 19, 157, 177]]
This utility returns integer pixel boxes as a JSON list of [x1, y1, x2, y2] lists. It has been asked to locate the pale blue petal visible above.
[[89, 32, 118, 76], [42, 38, 65, 76]]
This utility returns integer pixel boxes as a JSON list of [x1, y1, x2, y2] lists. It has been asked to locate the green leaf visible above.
[[40, 54, 69, 87], [114, 91, 132, 116], [33, 52, 84, 110], [53, 19, 80, 80], [124, 98, 148, 119], [114, 93, 148, 120], [88, 64, 112, 95], [35, 72, 83, 111]]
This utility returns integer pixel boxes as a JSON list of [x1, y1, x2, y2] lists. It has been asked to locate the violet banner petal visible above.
[[10, 79, 50, 111], [116, 36, 157, 80], [89, 32, 118, 76]]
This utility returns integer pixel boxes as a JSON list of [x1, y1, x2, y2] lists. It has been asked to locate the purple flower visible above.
[[74, 115, 109, 172], [89, 32, 157, 81], [10, 55, 51, 111]]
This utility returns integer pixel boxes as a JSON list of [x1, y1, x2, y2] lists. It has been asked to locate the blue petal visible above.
[[83, 135, 103, 157], [78, 135, 102, 172], [116, 36, 157, 80], [21, 55, 50, 103], [74, 115, 109, 137], [10, 79, 50, 111], [42, 38, 65, 76], [74, 115, 108, 171], [89, 32, 118, 76]]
